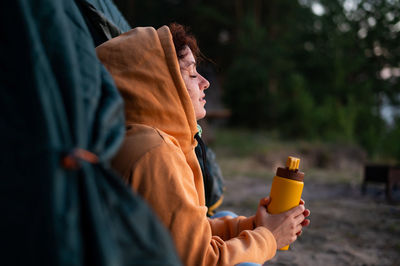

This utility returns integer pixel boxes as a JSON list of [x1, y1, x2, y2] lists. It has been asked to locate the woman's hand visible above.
[[297, 199, 310, 236], [255, 197, 310, 249]]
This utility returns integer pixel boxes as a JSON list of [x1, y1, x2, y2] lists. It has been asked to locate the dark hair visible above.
[[169, 23, 200, 61]]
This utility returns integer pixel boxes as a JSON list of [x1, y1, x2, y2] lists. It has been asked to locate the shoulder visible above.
[[124, 123, 182, 155], [111, 123, 182, 176]]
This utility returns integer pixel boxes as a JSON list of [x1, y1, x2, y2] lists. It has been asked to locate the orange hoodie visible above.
[[96, 26, 277, 265]]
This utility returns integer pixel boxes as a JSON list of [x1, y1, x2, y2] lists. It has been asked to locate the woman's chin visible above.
[[196, 110, 207, 121]]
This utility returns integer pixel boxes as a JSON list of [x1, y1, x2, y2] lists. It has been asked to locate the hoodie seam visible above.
[[127, 127, 184, 172]]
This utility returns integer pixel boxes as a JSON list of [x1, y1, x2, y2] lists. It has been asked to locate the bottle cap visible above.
[[286, 156, 300, 171], [276, 156, 304, 181]]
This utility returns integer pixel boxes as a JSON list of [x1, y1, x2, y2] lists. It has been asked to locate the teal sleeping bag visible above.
[[0, 0, 181, 265]]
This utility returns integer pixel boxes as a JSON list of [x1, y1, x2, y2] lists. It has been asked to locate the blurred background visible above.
[[114, 0, 400, 162], [112, 0, 400, 265]]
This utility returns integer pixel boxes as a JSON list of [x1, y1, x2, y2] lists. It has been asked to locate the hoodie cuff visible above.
[[238, 215, 256, 232]]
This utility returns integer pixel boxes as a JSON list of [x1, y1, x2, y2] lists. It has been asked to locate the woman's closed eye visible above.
[[190, 75, 198, 78]]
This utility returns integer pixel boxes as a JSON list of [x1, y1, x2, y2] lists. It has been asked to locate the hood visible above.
[[96, 26, 198, 154]]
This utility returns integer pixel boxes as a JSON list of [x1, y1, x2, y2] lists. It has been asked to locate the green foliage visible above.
[[114, 0, 400, 160], [279, 73, 317, 138], [224, 16, 278, 128], [222, 0, 400, 160], [381, 116, 400, 161]]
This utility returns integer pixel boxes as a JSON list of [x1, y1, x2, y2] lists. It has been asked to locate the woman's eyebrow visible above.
[[184, 61, 196, 68]]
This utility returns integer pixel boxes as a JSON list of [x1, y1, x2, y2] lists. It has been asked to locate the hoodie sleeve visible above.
[[208, 215, 257, 241], [127, 138, 277, 266]]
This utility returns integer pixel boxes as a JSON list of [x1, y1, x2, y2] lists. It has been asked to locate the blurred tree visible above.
[[112, 0, 400, 159]]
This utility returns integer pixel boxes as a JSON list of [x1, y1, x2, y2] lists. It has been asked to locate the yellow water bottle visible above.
[[267, 156, 305, 250]]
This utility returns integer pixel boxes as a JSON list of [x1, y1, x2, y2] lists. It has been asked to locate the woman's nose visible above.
[[200, 75, 210, 90]]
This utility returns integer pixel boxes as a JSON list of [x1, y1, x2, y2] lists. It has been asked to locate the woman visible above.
[[96, 24, 310, 265]]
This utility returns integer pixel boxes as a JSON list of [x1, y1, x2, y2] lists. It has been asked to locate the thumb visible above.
[[256, 201, 269, 221], [259, 196, 270, 208], [258, 203, 267, 213]]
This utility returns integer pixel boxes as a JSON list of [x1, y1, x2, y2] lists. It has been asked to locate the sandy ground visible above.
[[219, 170, 400, 266]]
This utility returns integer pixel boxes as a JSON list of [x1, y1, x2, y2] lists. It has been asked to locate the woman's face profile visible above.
[[178, 46, 210, 120]]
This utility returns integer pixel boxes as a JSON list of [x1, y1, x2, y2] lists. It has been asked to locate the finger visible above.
[[296, 222, 302, 230], [291, 235, 298, 244], [258, 204, 267, 213], [299, 199, 305, 205], [301, 219, 310, 227], [264, 196, 270, 204], [303, 209, 311, 217], [259, 197, 270, 207], [296, 230, 302, 236], [294, 213, 305, 224], [288, 204, 305, 217]]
